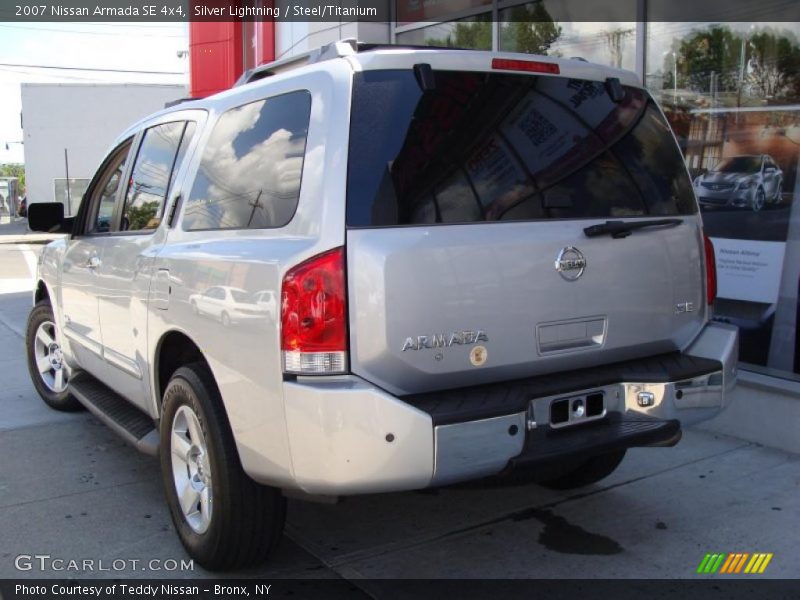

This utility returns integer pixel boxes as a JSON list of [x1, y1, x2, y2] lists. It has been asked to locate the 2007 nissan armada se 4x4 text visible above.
[[25, 42, 738, 570]]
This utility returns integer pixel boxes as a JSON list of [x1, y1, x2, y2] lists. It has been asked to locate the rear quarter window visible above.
[[346, 70, 696, 227], [182, 90, 311, 231]]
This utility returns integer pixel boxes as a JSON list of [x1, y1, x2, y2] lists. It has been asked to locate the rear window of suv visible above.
[[346, 70, 696, 227]]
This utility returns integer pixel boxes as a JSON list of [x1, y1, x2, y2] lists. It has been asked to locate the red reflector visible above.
[[281, 247, 347, 353], [703, 234, 717, 305], [492, 58, 560, 74]]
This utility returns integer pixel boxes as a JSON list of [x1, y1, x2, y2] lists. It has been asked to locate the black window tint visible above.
[[612, 106, 696, 216], [543, 152, 646, 218], [122, 122, 185, 231], [436, 170, 482, 223], [182, 91, 311, 231], [347, 71, 696, 227]]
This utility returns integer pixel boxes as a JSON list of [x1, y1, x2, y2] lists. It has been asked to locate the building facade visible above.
[[22, 83, 187, 214], [188, 6, 800, 445]]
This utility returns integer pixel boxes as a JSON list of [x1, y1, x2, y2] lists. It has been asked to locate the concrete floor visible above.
[[0, 240, 798, 581]]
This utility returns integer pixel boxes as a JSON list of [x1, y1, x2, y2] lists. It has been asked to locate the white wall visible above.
[[21, 83, 187, 213]]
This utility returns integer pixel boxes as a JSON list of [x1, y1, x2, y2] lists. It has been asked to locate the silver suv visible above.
[[25, 41, 738, 571]]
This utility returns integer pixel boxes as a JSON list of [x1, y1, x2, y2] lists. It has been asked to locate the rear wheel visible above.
[[25, 300, 81, 411], [160, 362, 286, 570], [539, 449, 627, 490]]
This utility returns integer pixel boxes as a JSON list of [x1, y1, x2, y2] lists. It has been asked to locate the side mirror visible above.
[[28, 202, 73, 233]]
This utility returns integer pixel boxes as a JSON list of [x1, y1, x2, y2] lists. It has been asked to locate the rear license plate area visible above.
[[548, 391, 606, 428]]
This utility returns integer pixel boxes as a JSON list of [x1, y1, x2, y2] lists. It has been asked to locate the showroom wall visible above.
[[394, 8, 800, 382], [264, 2, 800, 382]]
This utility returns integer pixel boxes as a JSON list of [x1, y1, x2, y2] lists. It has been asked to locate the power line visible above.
[[0, 66, 103, 81], [0, 62, 184, 75], [0, 23, 185, 38]]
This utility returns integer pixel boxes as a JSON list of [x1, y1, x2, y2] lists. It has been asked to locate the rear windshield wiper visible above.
[[583, 218, 682, 239]]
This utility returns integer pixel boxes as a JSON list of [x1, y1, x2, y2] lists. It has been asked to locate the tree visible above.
[[669, 25, 800, 102], [426, 19, 492, 50], [747, 30, 800, 100], [498, 5, 562, 56], [126, 200, 160, 231], [673, 26, 741, 93], [0, 164, 25, 190]]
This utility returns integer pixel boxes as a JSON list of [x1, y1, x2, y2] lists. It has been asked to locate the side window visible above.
[[182, 90, 312, 231], [166, 121, 197, 200], [121, 121, 185, 232], [89, 140, 132, 233]]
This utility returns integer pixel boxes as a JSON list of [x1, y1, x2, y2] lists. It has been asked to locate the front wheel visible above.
[[539, 449, 627, 490], [25, 300, 82, 411], [773, 183, 783, 203], [160, 362, 286, 570], [752, 188, 766, 212]]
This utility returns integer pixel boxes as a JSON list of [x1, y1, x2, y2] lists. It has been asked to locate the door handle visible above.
[[86, 256, 101, 269]]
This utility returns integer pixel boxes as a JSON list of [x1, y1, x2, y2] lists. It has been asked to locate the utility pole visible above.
[[64, 148, 72, 216]]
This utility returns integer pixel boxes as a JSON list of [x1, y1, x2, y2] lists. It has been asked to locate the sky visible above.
[[0, 22, 189, 164], [1, 19, 797, 166]]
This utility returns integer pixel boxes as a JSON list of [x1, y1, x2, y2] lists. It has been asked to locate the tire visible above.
[[220, 311, 230, 327], [160, 362, 286, 570], [25, 300, 82, 412], [774, 183, 783, 204], [191, 301, 199, 315], [752, 188, 765, 212], [539, 449, 627, 490]]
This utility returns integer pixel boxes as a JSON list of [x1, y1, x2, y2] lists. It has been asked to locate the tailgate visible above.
[[345, 66, 706, 395]]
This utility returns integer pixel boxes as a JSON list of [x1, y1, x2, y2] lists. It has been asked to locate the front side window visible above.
[[121, 121, 186, 232], [182, 90, 312, 231], [88, 140, 132, 233]]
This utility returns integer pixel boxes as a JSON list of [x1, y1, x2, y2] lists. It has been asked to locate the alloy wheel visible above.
[[753, 188, 765, 212], [170, 405, 213, 534], [33, 320, 68, 393]]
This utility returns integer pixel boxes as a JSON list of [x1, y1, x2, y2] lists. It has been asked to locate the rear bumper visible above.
[[278, 323, 738, 494]]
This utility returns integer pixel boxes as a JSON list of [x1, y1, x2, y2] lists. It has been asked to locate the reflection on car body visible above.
[[188, 285, 266, 326]]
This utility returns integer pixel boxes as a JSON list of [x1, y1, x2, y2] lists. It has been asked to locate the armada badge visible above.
[[402, 330, 488, 352]]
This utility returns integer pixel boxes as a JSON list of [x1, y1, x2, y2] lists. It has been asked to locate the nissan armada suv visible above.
[[25, 41, 738, 571]]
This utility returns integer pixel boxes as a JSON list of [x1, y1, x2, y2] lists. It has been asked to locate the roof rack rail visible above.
[[164, 97, 201, 108], [235, 38, 359, 87], [234, 39, 484, 87]]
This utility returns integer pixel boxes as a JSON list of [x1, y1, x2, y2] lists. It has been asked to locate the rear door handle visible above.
[[86, 256, 101, 269]]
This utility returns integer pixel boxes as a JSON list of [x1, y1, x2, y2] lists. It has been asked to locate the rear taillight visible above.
[[703, 234, 717, 305], [281, 247, 348, 374], [491, 58, 560, 74]]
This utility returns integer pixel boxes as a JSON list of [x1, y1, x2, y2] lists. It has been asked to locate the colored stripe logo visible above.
[[697, 552, 773, 574]]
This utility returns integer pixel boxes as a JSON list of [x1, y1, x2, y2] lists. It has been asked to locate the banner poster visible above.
[[685, 106, 800, 366]]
